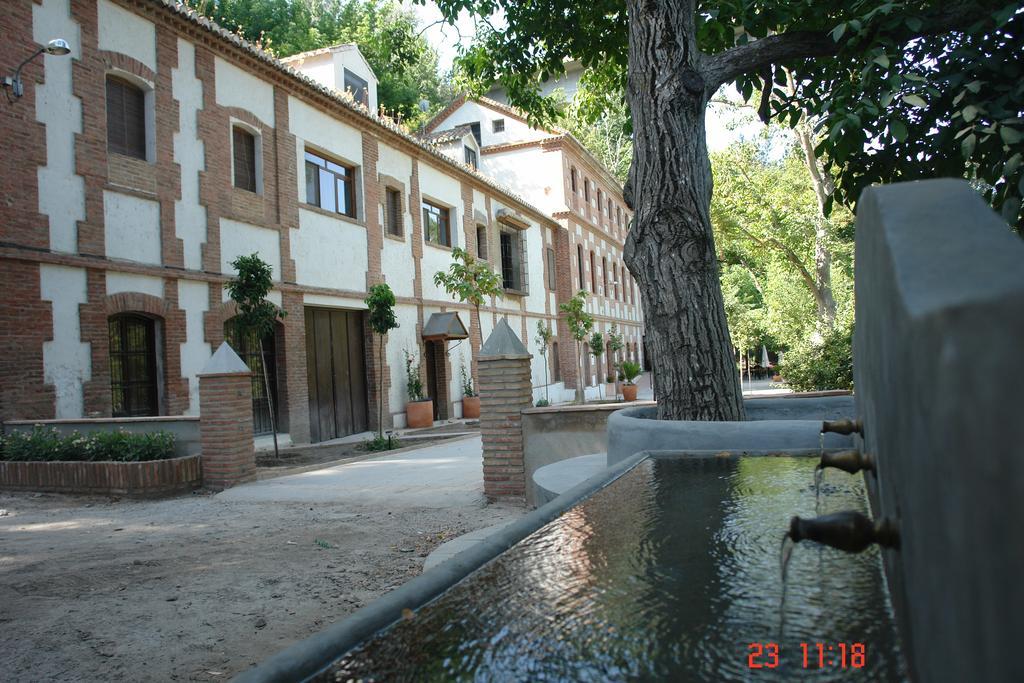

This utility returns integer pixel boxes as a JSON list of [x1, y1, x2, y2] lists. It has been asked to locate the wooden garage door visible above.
[[304, 308, 369, 443]]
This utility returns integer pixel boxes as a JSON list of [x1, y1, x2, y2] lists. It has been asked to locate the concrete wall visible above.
[[853, 179, 1024, 683], [4, 416, 201, 458]]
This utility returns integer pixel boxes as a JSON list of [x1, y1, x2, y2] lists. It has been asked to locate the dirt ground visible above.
[[255, 434, 463, 469], [0, 487, 520, 681]]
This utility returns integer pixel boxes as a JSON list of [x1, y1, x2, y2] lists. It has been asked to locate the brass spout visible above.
[[788, 512, 900, 553], [818, 449, 874, 474], [821, 418, 863, 436]]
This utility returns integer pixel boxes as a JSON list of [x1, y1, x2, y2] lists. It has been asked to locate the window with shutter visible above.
[[106, 76, 147, 160], [386, 187, 402, 236], [476, 225, 488, 259], [546, 247, 556, 291], [232, 126, 257, 192]]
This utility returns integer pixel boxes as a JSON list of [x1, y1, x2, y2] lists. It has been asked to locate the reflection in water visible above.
[[319, 457, 906, 682]]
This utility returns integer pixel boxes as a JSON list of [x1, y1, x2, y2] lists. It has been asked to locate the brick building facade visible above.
[[1, 0, 643, 443]]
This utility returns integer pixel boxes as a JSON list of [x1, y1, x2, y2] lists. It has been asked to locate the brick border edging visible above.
[[0, 454, 202, 497]]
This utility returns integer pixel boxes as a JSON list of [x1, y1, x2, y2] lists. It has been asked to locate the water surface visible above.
[[318, 456, 905, 681]]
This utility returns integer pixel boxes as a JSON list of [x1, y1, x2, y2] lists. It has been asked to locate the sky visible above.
[[402, 1, 767, 153]]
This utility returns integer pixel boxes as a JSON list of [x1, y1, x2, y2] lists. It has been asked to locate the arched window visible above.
[[576, 244, 585, 290], [613, 264, 620, 300], [602, 256, 608, 297], [108, 313, 159, 417], [590, 251, 597, 292], [225, 319, 279, 436], [106, 75, 149, 160]]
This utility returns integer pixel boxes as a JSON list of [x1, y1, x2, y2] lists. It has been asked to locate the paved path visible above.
[[218, 435, 488, 508]]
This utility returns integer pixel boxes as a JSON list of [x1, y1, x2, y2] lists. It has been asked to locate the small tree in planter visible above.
[[560, 290, 594, 404], [459, 360, 480, 419], [365, 283, 399, 441], [404, 349, 432, 428], [433, 247, 503, 371], [589, 331, 606, 400], [621, 361, 642, 402], [607, 325, 625, 400], [534, 320, 553, 406], [225, 253, 286, 459]]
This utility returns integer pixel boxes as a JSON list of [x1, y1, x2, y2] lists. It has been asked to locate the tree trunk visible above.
[[623, 0, 744, 421], [576, 341, 585, 404], [258, 338, 279, 459], [377, 334, 385, 439]]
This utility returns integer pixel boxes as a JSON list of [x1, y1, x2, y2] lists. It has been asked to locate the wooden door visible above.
[[304, 308, 369, 443]]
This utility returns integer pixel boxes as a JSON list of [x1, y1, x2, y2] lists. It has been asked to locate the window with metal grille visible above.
[[232, 126, 257, 192], [597, 189, 603, 214], [499, 228, 529, 294], [385, 187, 402, 236], [106, 75, 147, 160], [464, 146, 478, 169], [602, 256, 608, 296], [225, 319, 278, 435], [423, 200, 452, 246], [546, 247, 556, 291], [476, 224, 487, 259], [613, 263, 619, 299], [608, 197, 613, 217], [617, 206, 622, 226], [108, 314, 158, 417], [590, 251, 597, 292], [492, 118, 505, 133], [305, 149, 357, 218], [570, 167, 578, 193], [584, 179, 590, 202]]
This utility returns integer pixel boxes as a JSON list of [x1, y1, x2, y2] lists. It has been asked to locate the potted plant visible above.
[[460, 362, 480, 419], [621, 361, 642, 402], [404, 349, 433, 428]]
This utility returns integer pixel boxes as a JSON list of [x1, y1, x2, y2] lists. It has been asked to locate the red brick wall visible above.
[[198, 371, 255, 489]]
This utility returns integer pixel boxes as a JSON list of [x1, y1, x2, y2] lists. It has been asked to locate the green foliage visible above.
[[534, 321, 553, 356], [404, 349, 425, 401], [778, 326, 855, 393], [0, 427, 176, 463], [365, 283, 399, 336], [559, 290, 594, 343], [561, 94, 632, 185], [433, 247, 503, 311], [184, 0, 450, 125], [588, 331, 605, 359], [225, 253, 286, 339], [430, 0, 1024, 230], [534, 398, 551, 407], [363, 434, 401, 451], [621, 361, 641, 385], [460, 362, 475, 397]]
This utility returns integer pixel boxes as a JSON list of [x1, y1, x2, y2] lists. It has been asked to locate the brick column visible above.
[[198, 343, 256, 489], [478, 318, 532, 503]]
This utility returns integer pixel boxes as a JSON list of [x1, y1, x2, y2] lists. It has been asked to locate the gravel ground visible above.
[[0, 489, 521, 681]]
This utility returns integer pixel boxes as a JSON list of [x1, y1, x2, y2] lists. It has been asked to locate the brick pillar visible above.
[[478, 318, 532, 503], [198, 343, 256, 489]]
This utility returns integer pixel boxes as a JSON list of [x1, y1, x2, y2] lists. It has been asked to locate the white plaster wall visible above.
[[105, 272, 163, 297], [104, 191, 161, 265], [215, 57, 275, 127], [386, 303, 421, 425], [289, 96, 363, 190], [377, 143, 412, 183], [177, 279, 211, 414], [219, 218, 281, 280], [291, 208, 367, 292], [97, 0, 156, 71], [482, 147, 563, 215], [382, 238, 414, 298], [172, 39, 207, 271], [436, 101, 548, 146], [40, 265, 90, 418], [34, 0, 84, 255], [287, 52, 334, 88]]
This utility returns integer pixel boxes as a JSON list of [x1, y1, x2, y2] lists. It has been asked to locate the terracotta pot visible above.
[[622, 384, 638, 402], [462, 395, 480, 419], [406, 399, 434, 429]]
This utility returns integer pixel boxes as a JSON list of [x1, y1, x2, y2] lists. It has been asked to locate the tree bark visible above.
[[623, 0, 744, 422]]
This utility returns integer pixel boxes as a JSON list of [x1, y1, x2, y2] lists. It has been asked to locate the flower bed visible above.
[[0, 427, 200, 496]]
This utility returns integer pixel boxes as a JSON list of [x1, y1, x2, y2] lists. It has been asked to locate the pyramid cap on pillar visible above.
[[199, 342, 251, 376], [479, 317, 531, 360]]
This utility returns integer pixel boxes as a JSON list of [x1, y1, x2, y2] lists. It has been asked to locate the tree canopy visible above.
[[184, 0, 451, 124], [429, 0, 1023, 230]]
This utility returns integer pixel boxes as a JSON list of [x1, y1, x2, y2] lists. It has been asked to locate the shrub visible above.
[[0, 427, 176, 463], [535, 398, 550, 407], [778, 326, 854, 393], [621, 361, 642, 385], [363, 434, 401, 452]]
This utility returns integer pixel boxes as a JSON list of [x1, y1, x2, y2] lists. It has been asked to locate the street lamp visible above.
[[2, 39, 72, 100]]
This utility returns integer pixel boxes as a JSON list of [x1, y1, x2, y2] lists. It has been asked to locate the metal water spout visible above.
[[788, 511, 900, 553], [821, 419, 863, 436], [818, 449, 874, 475]]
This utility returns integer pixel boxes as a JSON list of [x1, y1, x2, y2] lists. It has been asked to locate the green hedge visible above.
[[0, 427, 176, 463], [779, 326, 854, 393]]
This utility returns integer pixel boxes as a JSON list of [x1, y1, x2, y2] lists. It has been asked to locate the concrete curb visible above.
[[232, 449, 652, 683]]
